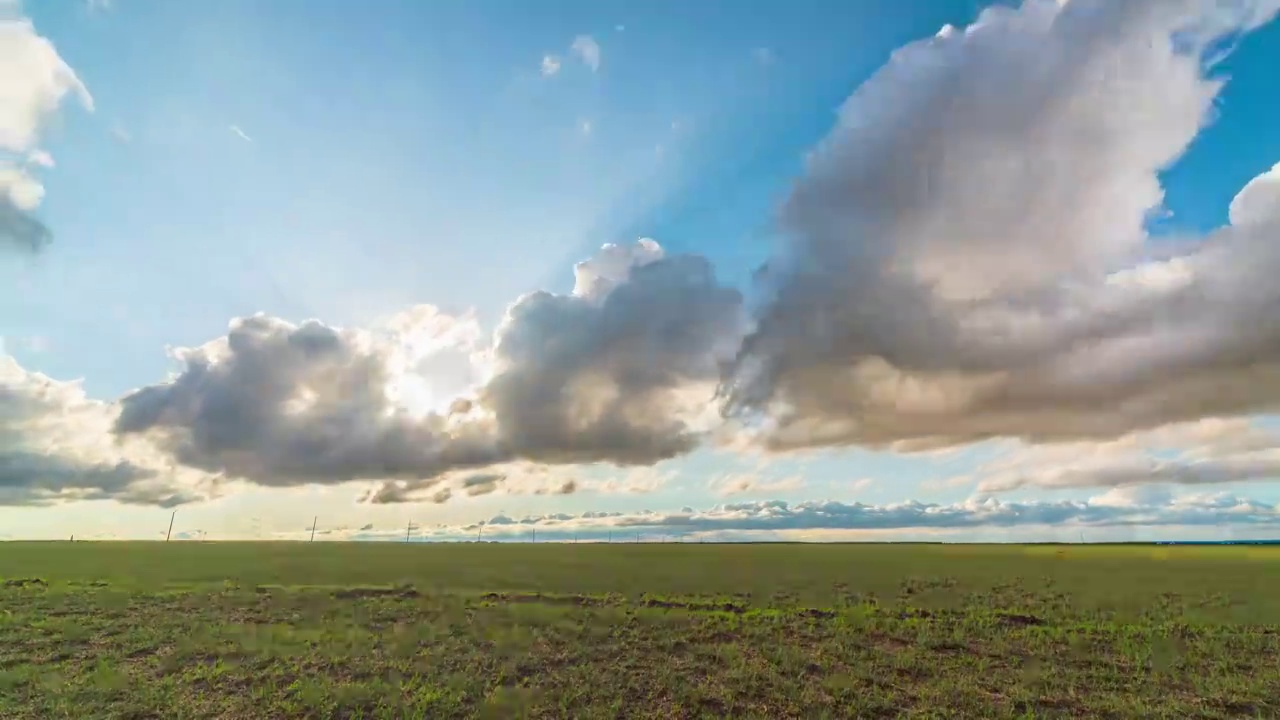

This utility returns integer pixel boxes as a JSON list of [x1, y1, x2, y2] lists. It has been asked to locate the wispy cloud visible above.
[[228, 125, 253, 143], [540, 35, 601, 76], [86, 0, 111, 12], [711, 473, 805, 497], [570, 35, 601, 72], [582, 467, 672, 495], [962, 418, 1280, 495]]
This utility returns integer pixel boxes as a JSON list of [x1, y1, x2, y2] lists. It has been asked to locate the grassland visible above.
[[1, 542, 1277, 719]]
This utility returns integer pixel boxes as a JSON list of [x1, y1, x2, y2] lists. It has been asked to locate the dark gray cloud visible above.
[[0, 450, 151, 505], [720, 0, 1280, 453], [546, 479, 577, 495], [462, 473, 503, 497], [0, 195, 50, 252]]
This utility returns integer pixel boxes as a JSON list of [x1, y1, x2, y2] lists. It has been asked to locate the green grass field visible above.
[[2, 542, 1277, 719]]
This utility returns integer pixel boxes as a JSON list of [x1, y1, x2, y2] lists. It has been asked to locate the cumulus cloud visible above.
[[540, 54, 561, 76], [720, 0, 1280, 455], [113, 309, 500, 490], [112, 240, 743, 502], [414, 491, 1280, 541], [0, 355, 211, 506], [570, 35, 601, 72], [1, 4, 93, 252]]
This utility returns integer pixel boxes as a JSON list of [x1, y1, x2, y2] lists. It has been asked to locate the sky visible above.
[[4, 0, 1280, 543]]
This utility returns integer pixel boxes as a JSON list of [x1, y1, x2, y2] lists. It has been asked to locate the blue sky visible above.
[[4, 0, 1280, 542]]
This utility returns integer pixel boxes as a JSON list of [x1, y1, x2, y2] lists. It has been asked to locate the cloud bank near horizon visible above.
[[6, 0, 1280, 509], [255, 489, 1280, 542]]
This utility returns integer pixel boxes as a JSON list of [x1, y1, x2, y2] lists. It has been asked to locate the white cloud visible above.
[[0, 160, 43, 210], [570, 35, 601, 72], [86, 0, 111, 12], [539, 35, 600, 75], [0, 5, 93, 251], [0, 11, 93, 152], [25, 149, 51, 167], [0, 354, 215, 506], [1229, 161, 1280, 225], [722, 0, 1280, 453], [229, 125, 253, 142]]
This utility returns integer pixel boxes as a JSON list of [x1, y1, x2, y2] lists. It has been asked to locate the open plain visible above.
[[1, 542, 1277, 719]]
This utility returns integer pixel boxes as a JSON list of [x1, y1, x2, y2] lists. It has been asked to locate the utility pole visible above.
[[165, 510, 176, 542], [310, 516, 318, 543], [531, 528, 536, 543], [405, 520, 414, 543], [477, 526, 484, 542]]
